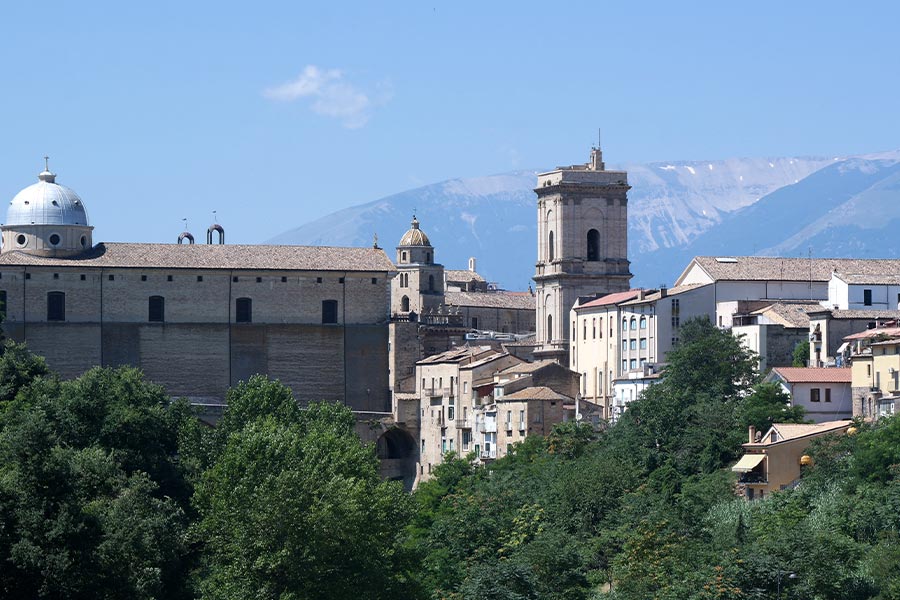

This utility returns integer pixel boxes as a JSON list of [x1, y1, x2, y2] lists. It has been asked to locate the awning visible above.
[[836, 342, 850, 355], [731, 453, 766, 473]]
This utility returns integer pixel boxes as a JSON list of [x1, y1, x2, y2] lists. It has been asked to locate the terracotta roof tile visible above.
[[498, 386, 572, 402], [444, 290, 534, 310], [0, 242, 396, 273], [770, 367, 852, 383], [445, 269, 486, 283], [577, 289, 641, 309], [683, 256, 900, 283]]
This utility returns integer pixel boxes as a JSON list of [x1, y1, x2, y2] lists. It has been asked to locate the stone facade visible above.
[[534, 146, 632, 364]]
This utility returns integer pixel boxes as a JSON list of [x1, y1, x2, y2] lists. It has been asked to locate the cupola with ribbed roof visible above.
[[2, 158, 94, 257], [396, 214, 434, 265]]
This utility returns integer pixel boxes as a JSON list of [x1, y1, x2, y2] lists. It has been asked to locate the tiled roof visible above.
[[0, 242, 397, 273], [843, 327, 900, 341], [620, 283, 710, 305], [752, 302, 824, 328], [680, 256, 900, 284], [498, 386, 572, 402], [417, 345, 495, 364], [807, 308, 900, 320], [500, 360, 560, 375], [770, 367, 852, 384], [445, 269, 486, 283], [835, 273, 900, 285], [768, 421, 851, 443], [577, 289, 641, 310], [444, 290, 534, 310]]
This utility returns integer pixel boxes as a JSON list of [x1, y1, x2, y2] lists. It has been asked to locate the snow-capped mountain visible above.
[[269, 152, 900, 289]]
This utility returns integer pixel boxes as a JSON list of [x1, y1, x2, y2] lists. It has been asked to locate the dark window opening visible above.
[[316, 277, 322, 284], [256, 277, 262, 283], [197, 275, 203, 282], [0, 290, 6, 320], [233, 276, 239, 283], [428, 274, 435, 292], [49, 233, 61, 246], [546, 314, 553, 343], [587, 229, 600, 261], [322, 299, 338, 324], [548, 231, 555, 261], [47, 292, 65, 321], [472, 317, 479, 329], [80, 274, 86, 281], [372, 277, 377, 284], [25, 273, 30, 280], [53, 273, 59, 279], [236, 297, 252, 323], [141, 275, 147, 281], [810, 388, 821, 402], [167, 275, 173, 282], [401, 296, 410, 312], [108, 274, 115, 281], [282, 277, 287, 283], [864, 289, 873, 306], [148, 296, 165, 322]]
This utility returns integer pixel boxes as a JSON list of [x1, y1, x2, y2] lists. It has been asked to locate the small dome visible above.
[[399, 215, 431, 247], [6, 168, 90, 227]]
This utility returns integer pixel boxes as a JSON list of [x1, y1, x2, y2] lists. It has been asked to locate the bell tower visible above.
[[533, 144, 632, 363]]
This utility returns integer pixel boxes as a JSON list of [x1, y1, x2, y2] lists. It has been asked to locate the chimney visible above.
[[659, 284, 668, 298], [468, 257, 476, 272], [637, 288, 645, 301], [748, 425, 756, 444]]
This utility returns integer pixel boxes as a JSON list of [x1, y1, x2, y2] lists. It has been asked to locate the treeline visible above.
[[0, 319, 899, 598]]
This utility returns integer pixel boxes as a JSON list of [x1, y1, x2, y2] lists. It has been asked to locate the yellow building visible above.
[[732, 421, 851, 500], [845, 326, 900, 419]]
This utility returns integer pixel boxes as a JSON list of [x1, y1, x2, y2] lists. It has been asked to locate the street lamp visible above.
[[776, 569, 797, 599]]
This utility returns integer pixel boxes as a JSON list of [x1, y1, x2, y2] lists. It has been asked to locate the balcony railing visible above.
[[455, 419, 472, 429], [738, 472, 767, 485]]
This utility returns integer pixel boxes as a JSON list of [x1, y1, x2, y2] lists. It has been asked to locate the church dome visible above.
[[398, 215, 431, 247], [6, 168, 90, 227]]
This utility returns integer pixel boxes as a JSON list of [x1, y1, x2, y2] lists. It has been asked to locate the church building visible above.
[[0, 163, 395, 412]]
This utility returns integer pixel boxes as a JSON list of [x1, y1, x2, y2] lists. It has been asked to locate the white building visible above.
[[764, 367, 853, 423]]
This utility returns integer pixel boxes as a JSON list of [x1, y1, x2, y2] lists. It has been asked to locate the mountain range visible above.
[[269, 150, 900, 289]]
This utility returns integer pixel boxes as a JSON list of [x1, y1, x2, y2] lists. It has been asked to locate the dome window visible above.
[[80, 236, 87, 248], [15, 234, 27, 247], [51, 200, 59, 206], [49, 233, 61, 246]]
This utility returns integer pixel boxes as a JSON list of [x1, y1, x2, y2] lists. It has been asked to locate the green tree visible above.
[[738, 381, 807, 434], [0, 339, 49, 410], [0, 366, 194, 599], [194, 395, 418, 600], [792, 339, 810, 367]]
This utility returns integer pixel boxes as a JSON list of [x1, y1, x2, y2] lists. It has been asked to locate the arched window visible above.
[[587, 229, 600, 261], [630, 317, 637, 330], [322, 299, 338, 324], [640, 316, 647, 329], [426, 252, 431, 264], [47, 291, 65, 321], [622, 318, 628, 332], [548, 231, 555, 261], [401, 251, 407, 262], [401, 295, 410, 312], [428, 274, 435, 292], [148, 296, 165, 322], [236, 297, 252, 323], [546, 314, 553, 343]]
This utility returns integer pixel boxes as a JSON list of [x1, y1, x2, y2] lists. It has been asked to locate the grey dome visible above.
[[6, 170, 90, 227], [398, 215, 431, 247]]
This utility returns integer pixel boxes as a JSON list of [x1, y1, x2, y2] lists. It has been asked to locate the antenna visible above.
[[44, 156, 50, 171], [182, 217, 188, 231], [597, 128, 602, 149], [212, 210, 217, 223]]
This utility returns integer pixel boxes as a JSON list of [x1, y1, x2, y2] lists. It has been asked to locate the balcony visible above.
[[455, 419, 472, 429], [518, 422, 526, 432], [738, 472, 767, 485]]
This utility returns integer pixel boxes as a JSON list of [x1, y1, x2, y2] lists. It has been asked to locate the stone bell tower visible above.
[[533, 144, 632, 364]]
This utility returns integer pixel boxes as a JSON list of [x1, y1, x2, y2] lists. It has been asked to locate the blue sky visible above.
[[1, 1, 898, 244]]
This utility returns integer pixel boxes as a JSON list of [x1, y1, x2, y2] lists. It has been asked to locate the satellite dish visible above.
[[576, 413, 583, 421]]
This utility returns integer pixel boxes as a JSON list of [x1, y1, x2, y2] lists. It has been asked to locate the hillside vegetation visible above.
[[0, 323, 898, 599]]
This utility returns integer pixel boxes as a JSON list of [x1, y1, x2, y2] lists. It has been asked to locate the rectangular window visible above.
[[236, 297, 252, 323], [322, 299, 338, 324], [592, 318, 596, 339], [371, 277, 377, 284], [0, 290, 6, 320], [80, 274, 86, 281], [148, 296, 165, 322], [167, 275, 173, 282], [583, 320, 587, 340], [233, 276, 239, 283], [622, 339, 628, 351], [472, 317, 478, 329], [47, 291, 65, 321], [825, 388, 831, 402], [256, 277, 262, 283], [672, 316, 680, 328], [622, 359, 627, 372], [316, 277, 322, 283], [108, 274, 115, 281], [810, 388, 821, 402], [864, 289, 873, 306], [630, 359, 637, 370], [598, 317, 603, 338], [53, 273, 59, 280], [462, 430, 471, 449], [640, 338, 647, 349], [338, 277, 345, 284], [282, 276, 288, 283], [630, 339, 636, 350], [197, 275, 203, 282]]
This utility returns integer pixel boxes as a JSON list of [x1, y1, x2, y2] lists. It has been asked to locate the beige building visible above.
[[569, 283, 714, 419], [732, 421, 851, 500], [732, 301, 822, 371], [491, 387, 569, 459], [534, 145, 632, 364], [414, 346, 522, 479], [845, 325, 900, 419], [0, 165, 395, 412], [764, 367, 852, 423]]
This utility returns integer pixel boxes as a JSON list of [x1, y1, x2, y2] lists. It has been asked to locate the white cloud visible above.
[[263, 65, 387, 129]]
